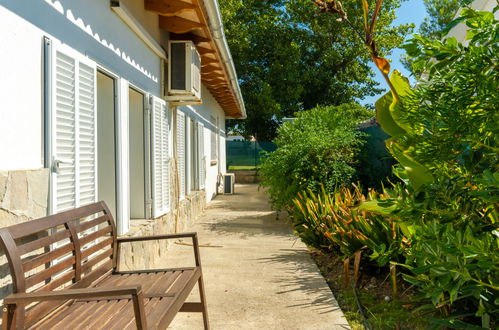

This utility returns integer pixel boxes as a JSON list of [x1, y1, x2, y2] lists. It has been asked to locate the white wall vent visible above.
[[167, 40, 202, 105]]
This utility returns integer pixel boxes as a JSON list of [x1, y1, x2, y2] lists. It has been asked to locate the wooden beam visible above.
[[200, 54, 217, 62], [202, 64, 222, 72], [209, 86, 230, 90], [145, 0, 196, 16], [159, 16, 204, 34], [202, 69, 224, 76], [201, 58, 218, 66], [203, 79, 226, 85], [202, 72, 225, 80], [170, 33, 211, 44], [196, 46, 215, 55]]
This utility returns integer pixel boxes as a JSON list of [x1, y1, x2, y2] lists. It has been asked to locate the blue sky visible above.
[[361, 0, 427, 106]]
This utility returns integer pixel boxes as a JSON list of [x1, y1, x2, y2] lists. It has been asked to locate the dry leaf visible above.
[[374, 56, 390, 75]]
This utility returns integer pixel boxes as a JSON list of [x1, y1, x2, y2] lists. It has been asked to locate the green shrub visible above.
[[292, 184, 407, 268], [364, 8, 499, 328], [259, 103, 371, 209]]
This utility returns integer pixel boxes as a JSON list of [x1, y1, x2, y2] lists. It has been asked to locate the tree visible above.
[[401, 0, 471, 73], [220, 0, 412, 140], [419, 0, 471, 39]]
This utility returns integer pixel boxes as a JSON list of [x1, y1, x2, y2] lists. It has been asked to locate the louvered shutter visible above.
[[151, 96, 170, 218], [177, 110, 186, 199], [185, 116, 192, 196], [198, 122, 205, 189], [49, 42, 97, 214]]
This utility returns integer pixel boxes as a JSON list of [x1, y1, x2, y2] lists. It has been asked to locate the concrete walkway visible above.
[[167, 184, 349, 330]]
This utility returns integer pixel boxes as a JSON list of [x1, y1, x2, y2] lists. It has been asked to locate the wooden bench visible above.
[[0, 202, 209, 329]]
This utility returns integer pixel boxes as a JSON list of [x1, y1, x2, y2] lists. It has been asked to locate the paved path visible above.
[[167, 184, 349, 330]]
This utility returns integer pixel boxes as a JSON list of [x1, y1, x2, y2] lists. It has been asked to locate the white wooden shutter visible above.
[[185, 116, 191, 196], [177, 110, 186, 200], [78, 62, 97, 206], [198, 122, 205, 189], [151, 96, 170, 218], [49, 41, 97, 214]]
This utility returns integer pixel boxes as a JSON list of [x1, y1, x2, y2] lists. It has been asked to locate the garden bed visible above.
[[310, 249, 428, 330]]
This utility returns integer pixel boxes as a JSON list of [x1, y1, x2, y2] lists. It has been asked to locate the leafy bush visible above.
[[292, 184, 407, 268], [364, 8, 499, 328], [259, 103, 371, 209]]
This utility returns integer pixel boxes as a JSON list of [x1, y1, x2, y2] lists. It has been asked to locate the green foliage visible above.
[[259, 103, 370, 209], [419, 0, 472, 40], [219, 0, 413, 139], [292, 184, 407, 267], [356, 126, 397, 190], [369, 9, 499, 327], [402, 0, 471, 73]]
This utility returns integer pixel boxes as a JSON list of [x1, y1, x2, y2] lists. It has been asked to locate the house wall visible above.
[[181, 85, 227, 203], [0, 0, 231, 304], [447, 0, 498, 43], [0, 0, 163, 173]]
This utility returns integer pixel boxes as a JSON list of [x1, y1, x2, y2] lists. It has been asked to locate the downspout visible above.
[[203, 0, 247, 119]]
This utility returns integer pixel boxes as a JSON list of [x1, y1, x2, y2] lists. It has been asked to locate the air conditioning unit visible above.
[[223, 174, 235, 194], [167, 40, 202, 105]]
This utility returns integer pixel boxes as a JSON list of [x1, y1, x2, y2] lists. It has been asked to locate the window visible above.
[[210, 115, 218, 164]]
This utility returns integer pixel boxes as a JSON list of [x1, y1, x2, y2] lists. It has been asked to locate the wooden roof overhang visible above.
[[145, 0, 244, 119]]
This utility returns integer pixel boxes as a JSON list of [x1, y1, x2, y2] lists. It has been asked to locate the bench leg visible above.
[[198, 275, 209, 330]]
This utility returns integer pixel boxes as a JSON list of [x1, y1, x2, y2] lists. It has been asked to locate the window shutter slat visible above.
[[177, 111, 186, 199], [151, 96, 170, 218], [198, 122, 205, 189], [54, 51, 76, 213], [78, 62, 96, 206]]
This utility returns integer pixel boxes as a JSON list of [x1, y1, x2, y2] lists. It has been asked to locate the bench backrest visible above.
[[0, 201, 118, 328]]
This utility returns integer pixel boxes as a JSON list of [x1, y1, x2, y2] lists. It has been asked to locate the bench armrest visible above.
[[4, 286, 148, 329], [117, 232, 197, 243], [4, 285, 141, 304], [117, 232, 202, 267]]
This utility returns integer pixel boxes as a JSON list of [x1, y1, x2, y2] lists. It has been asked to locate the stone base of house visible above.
[[117, 190, 206, 271], [0, 168, 50, 299]]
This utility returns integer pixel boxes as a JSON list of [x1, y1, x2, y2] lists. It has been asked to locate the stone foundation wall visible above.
[[118, 190, 206, 271], [0, 169, 49, 299]]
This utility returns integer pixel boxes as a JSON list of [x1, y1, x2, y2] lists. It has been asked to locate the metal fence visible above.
[[226, 141, 277, 168]]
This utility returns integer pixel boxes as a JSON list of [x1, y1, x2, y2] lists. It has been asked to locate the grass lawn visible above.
[[228, 165, 259, 170]]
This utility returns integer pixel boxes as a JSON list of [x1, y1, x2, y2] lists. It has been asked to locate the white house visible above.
[[0, 0, 245, 294]]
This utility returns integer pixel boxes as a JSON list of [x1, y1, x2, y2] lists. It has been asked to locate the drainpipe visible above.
[[203, 0, 247, 119]]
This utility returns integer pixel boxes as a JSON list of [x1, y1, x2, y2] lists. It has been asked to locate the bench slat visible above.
[[74, 214, 110, 233], [81, 249, 113, 273], [18, 229, 71, 256], [79, 226, 113, 247], [25, 256, 76, 289], [155, 269, 201, 329], [81, 237, 113, 259], [8, 202, 105, 240], [23, 243, 74, 273], [84, 298, 129, 329]]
